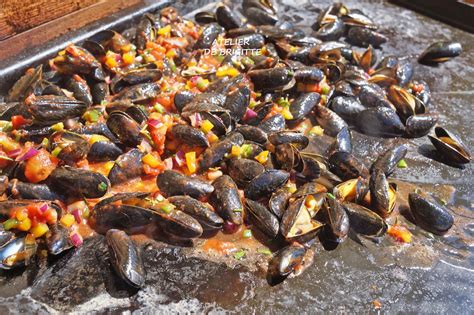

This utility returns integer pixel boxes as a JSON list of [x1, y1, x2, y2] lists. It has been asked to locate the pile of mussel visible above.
[[0, 1, 470, 289]]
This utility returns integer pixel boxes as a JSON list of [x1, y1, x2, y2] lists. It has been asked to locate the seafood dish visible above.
[[0, 0, 470, 291]]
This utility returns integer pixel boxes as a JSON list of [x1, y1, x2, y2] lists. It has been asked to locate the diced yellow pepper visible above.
[[105, 57, 118, 69], [88, 134, 108, 145], [50, 122, 64, 132], [17, 218, 32, 232], [185, 151, 197, 174], [227, 67, 240, 77], [122, 52, 135, 65], [200, 120, 214, 134], [103, 161, 115, 174], [142, 153, 161, 168], [308, 126, 324, 136], [60, 214, 76, 228], [15, 210, 28, 221], [0, 138, 19, 152], [231, 145, 241, 157], [255, 150, 269, 164], [121, 44, 132, 53], [281, 107, 294, 120], [216, 66, 228, 77], [30, 223, 49, 238], [158, 25, 171, 36], [166, 49, 176, 59], [208, 133, 219, 143]]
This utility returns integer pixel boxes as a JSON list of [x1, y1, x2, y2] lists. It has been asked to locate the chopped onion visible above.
[[174, 151, 186, 167], [39, 203, 48, 213], [17, 148, 39, 161], [148, 119, 163, 128], [71, 209, 82, 224], [164, 157, 173, 169], [189, 113, 202, 127], [70, 233, 83, 247], [243, 108, 257, 120]]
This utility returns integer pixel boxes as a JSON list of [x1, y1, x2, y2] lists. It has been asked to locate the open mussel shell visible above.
[[342, 202, 387, 237], [168, 196, 223, 231], [7, 65, 43, 102], [428, 127, 471, 164], [408, 193, 454, 235], [244, 199, 279, 238], [387, 85, 425, 122], [280, 195, 325, 242], [333, 177, 368, 204], [106, 229, 146, 288], [418, 41, 462, 65], [274, 143, 298, 172], [0, 235, 37, 270], [267, 243, 306, 286]]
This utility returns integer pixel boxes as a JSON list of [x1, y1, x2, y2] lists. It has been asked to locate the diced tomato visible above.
[[388, 225, 412, 243], [11, 115, 31, 129], [24, 149, 58, 183], [148, 114, 173, 155]]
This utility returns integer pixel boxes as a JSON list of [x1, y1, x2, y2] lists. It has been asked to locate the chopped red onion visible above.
[[17, 148, 39, 161], [189, 113, 202, 127], [6, 148, 22, 159], [70, 233, 83, 247], [174, 151, 185, 167], [71, 209, 82, 224], [39, 204, 48, 213], [147, 119, 163, 128], [243, 108, 257, 120]]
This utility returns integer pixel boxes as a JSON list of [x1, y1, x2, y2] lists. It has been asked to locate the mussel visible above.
[[408, 193, 454, 235], [428, 127, 471, 164], [106, 229, 146, 288]]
